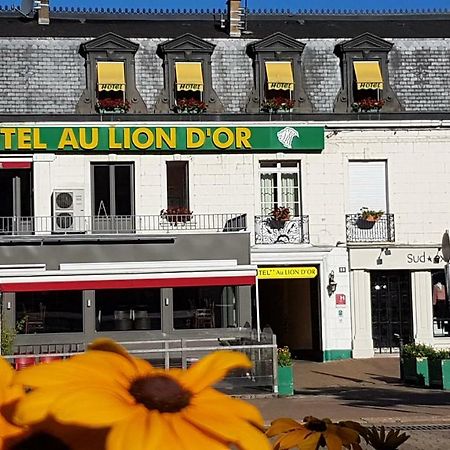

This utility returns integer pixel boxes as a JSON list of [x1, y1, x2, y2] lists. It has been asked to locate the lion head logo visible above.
[[277, 127, 299, 149]]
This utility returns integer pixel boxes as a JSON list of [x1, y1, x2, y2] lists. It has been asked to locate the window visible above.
[[260, 161, 301, 216], [348, 161, 387, 214], [16, 290, 83, 334], [432, 270, 450, 337], [155, 33, 223, 114], [334, 33, 402, 113], [246, 32, 311, 114], [173, 286, 237, 329], [92, 163, 134, 232], [166, 162, 189, 210], [95, 289, 161, 332], [76, 33, 147, 114]]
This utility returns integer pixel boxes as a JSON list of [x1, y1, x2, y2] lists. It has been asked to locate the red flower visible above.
[[175, 98, 207, 113], [96, 98, 130, 112], [262, 97, 295, 112], [352, 98, 385, 112]]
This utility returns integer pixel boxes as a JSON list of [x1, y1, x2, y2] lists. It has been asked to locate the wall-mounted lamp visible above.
[[327, 270, 337, 296], [434, 248, 442, 264], [376, 248, 384, 265], [384, 248, 391, 256]]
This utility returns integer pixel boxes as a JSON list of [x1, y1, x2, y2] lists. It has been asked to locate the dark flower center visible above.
[[129, 375, 192, 413], [305, 418, 327, 433], [11, 432, 70, 450]]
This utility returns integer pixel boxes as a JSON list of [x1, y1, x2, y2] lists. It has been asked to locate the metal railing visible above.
[[0, 213, 247, 236], [254, 215, 310, 244], [346, 213, 395, 243], [5, 334, 278, 394]]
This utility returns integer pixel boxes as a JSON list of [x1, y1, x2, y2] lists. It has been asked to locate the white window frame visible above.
[[259, 161, 302, 216]]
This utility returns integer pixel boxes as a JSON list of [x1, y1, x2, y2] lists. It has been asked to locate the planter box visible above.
[[428, 359, 450, 390], [278, 365, 294, 396], [402, 357, 429, 386]]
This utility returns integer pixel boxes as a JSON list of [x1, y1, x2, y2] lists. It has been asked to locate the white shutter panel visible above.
[[348, 161, 387, 213]]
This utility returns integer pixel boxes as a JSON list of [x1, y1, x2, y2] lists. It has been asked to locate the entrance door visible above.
[[0, 168, 33, 234], [371, 271, 413, 353], [92, 164, 134, 233]]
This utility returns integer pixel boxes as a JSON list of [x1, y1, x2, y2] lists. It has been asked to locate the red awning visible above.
[[0, 272, 256, 293], [0, 162, 32, 169]]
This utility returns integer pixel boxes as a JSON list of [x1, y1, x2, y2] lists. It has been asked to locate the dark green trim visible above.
[[323, 349, 352, 361]]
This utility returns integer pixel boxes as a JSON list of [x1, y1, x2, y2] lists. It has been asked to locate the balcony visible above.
[[254, 215, 310, 245], [346, 213, 395, 243], [0, 213, 247, 237]]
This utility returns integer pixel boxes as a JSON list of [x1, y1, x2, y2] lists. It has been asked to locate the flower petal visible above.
[[182, 405, 271, 450], [107, 408, 164, 450], [14, 351, 144, 390], [266, 418, 303, 437], [276, 429, 312, 449], [334, 425, 360, 445], [324, 432, 344, 450], [47, 387, 135, 427], [167, 414, 230, 450], [296, 432, 321, 450], [0, 358, 14, 389], [179, 351, 251, 393], [192, 388, 264, 427]]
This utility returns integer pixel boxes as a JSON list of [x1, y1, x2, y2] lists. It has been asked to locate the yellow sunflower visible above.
[[13, 339, 271, 450], [267, 416, 362, 450], [0, 357, 25, 448]]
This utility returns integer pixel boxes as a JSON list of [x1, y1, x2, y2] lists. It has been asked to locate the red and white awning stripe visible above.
[[0, 268, 256, 292]]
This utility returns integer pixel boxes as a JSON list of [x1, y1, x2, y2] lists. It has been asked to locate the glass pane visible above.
[[260, 173, 276, 215], [114, 165, 132, 216], [16, 290, 83, 334], [280, 173, 299, 215], [173, 286, 237, 330], [167, 162, 189, 209], [95, 288, 161, 331], [93, 165, 110, 216]]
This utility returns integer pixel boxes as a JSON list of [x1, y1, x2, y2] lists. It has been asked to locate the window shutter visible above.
[[348, 161, 387, 213]]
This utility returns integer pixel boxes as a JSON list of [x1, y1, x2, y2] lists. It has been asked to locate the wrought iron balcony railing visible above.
[[0, 213, 247, 236], [346, 213, 395, 243], [254, 215, 310, 245]]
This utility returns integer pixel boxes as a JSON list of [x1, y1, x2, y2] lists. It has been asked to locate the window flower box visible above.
[[261, 97, 294, 114], [268, 206, 291, 230], [356, 207, 384, 229], [160, 207, 193, 225], [351, 98, 385, 113], [96, 98, 130, 114], [174, 98, 207, 114]]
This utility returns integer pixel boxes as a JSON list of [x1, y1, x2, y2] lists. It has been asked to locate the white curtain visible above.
[[281, 173, 298, 215], [260, 174, 275, 215]]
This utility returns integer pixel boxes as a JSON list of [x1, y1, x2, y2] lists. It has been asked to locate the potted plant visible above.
[[428, 348, 450, 390], [351, 97, 385, 112], [173, 98, 207, 114], [357, 207, 384, 229], [277, 346, 294, 396], [261, 97, 295, 113], [160, 207, 193, 225], [96, 98, 131, 114], [401, 342, 434, 387], [268, 206, 291, 230]]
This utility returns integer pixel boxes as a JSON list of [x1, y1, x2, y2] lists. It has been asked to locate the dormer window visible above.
[[96, 62, 129, 113], [155, 34, 223, 114], [76, 33, 147, 115], [246, 32, 311, 114], [334, 33, 402, 113]]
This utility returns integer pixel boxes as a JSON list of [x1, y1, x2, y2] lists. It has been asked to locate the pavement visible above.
[[246, 356, 450, 449]]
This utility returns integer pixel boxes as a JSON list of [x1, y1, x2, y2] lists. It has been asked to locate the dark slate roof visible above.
[[0, 8, 449, 38]]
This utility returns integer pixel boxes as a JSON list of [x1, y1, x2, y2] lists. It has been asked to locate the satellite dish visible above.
[[18, 0, 37, 17], [442, 230, 450, 263]]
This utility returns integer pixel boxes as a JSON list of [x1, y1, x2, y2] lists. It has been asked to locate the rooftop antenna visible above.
[[16, 0, 42, 17]]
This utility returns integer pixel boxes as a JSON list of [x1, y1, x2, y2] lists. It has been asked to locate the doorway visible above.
[[371, 271, 413, 353], [91, 163, 134, 233], [0, 168, 33, 234], [258, 272, 321, 360]]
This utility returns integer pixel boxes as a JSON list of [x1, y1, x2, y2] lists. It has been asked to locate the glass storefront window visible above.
[[16, 290, 83, 334], [95, 288, 161, 331], [432, 270, 450, 337], [173, 286, 237, 329]]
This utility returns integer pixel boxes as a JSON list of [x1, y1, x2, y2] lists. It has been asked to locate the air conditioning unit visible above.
[[52, 190, 85, 233]]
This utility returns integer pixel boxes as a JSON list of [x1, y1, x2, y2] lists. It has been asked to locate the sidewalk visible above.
[[249, 357, 450, 423], [247, 357, 450, 449]]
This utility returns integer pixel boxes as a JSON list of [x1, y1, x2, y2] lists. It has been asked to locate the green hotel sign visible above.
[[0, 126, 324, 152]]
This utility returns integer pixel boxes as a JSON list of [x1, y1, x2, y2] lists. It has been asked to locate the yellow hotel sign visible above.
[[258, 267, 318, 279]]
